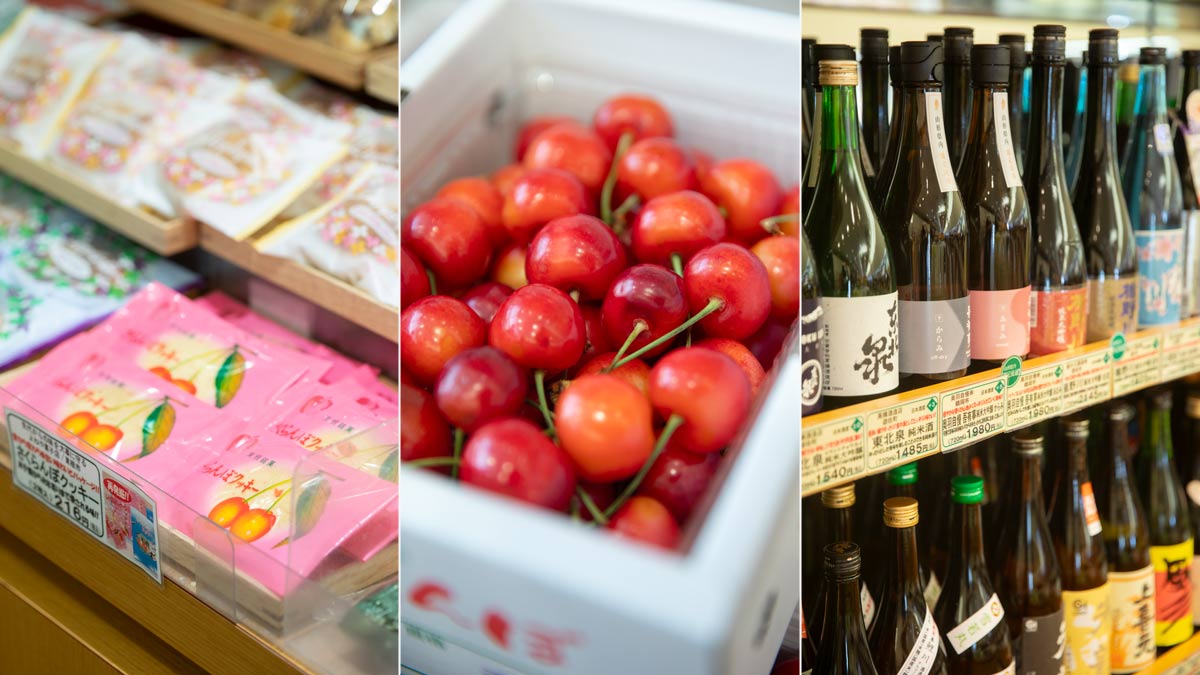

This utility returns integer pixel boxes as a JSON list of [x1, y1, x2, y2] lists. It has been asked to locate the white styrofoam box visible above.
[[400, 1, 799, 673]]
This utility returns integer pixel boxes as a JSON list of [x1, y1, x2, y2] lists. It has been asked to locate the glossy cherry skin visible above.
[[489, 284, 586, 372], [695, 337, 766, 396], [684, 243, 771, 340], [771, 659, 801, 675], [601, 264, 688, 359], [649, 347, 751, 453], [607, 496, 681, 550], [492, 163, 527, 195], [461, 282, 513, 326], [691, 148, 714, 187], [577, 304, 612, 367], [513, 115, 575, 161], [400, 296, 487, 385], [616, 137, 698, 201], [403, 198, 492, 289], [435, 346, 527, 432], [593, 94, 674, 150], [751, 235, 800, 320], [523, 122, 613, 193], [501, 168, 592, 243], [525, 215, 627, 300], [400, 246, 430, 310], [638, 445, 721, 522], [780, 184, 799, 215], [574, 352, 651, 395], [491, 243, 529, 290], [400, 383, 452, 469], [700, 158, 783, 244], [631, 190, 726, 266], [743, 317, 792, 370], [555, 374, 655, 482], [436, 177, 506, 247], [460, 418, 576, 511]]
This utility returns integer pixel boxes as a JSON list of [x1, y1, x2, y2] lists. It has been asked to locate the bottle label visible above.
[[807, 91, 822, 187], [1187, 90, 1200, 131], [862, 582, 876, 627], [993, 91, 1023, 189], [1151, 539, 1194, 647], [897, 607, 941, 675], [1081, 481, 1103, 536], [1018, 609, 1066, 675], [821, 293, 899, 396], [993, 662, 1016, 675], [899, 296, 970, 374], [947, 592, 1006, 654], [1029, 287, 1088, 356], [1186, 211, 1200, 317], [924, 571, 943, 608], [969, 287, 1031, 360], [1193, 555, 1200, 627], [1108, 565, 1156, 673], [1135, 228, 1184, 326], [801, 297, 824, 415], [1086, 277, 1139, 342], [1154, 123, 1175, 155], [924, 91, 958, 193], [1063, 583, 1112, 675]]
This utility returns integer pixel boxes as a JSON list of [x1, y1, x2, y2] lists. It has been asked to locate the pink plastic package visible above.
[[262, 376, 396, 460], [322, 416, 398, 562]]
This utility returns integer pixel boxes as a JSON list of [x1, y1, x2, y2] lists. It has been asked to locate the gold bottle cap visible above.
[[819, 60, 858, 87], [1119, 62, 1140, 82], [883, 496, 919, 528], [821, 484, 856, 508], [1187, 395, 1200, 418], [1011, 429, 1044, 455], [1062, 415, 1089, 439], [1108, 400, 1134, 422]]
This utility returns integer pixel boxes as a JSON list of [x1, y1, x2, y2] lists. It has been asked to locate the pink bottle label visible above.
[[1030, 286, 1088, 357], [969, 287, 1031, 360]]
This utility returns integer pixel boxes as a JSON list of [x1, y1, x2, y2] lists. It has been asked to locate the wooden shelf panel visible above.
[[367, 51, 399, 104]]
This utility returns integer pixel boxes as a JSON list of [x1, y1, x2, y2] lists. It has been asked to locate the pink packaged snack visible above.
[[326, 417, 398, 562], [262, 376, 395, 459]]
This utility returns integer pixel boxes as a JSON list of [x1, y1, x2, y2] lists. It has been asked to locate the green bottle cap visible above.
[[887, 463, 918, 485], [950, 475, 984, 504]]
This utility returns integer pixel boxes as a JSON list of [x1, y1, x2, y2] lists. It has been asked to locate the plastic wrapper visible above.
[[283, 104, 396, 218], [324, 0, 397, 52]]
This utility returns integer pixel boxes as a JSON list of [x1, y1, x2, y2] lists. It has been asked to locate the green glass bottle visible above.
[[861, 28, 891, 174], [814, 542, 881, 675], [943, 27, 974, 171]]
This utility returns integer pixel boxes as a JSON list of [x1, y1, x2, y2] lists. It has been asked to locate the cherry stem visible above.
[[169, 346, 230, 371], [408, 457, 461, 468], [670, 252, 684, 277], [426, 268, 438, 296], [577, 486, 608, 525], [569, 289, 581, 303], [612, 193, 640, 233], [603, 414, 685, 519], [760, 214, 799, 235], [601, 131, 635, 225], [246, 477, 294, 504], [603, 321, 647, 373], [608, 297, 724, 371], [266, 487, 292, 513], [113, 398, 160, 429], [570, 499, 581, 522], [534, 370, 556, 439], [451, 428, 465, 481]]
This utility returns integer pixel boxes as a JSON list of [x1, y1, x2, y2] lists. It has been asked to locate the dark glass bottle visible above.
[[1184, 394, 1200, 628], [806, 59, 899, 407], [801, 229, 823, 415], [875, 45, 903, 210], [943, 27, 973, 171], [1175, 50, 1200, 319], [802, 608, 817, 675], [814, 542, 881, 675], [1064, 54, 1088, 192], [878, 41, 969, 384], [960, 44, 1031, 369], [1137, 387, 1194, 651], [884, 464, 941, 607], [934, 475, 1015, 674], [1074, 29, 1140, 342], [861, 28, 891, 176], [803, 44, 856, 213], [1122, 47, 1185, 329], [869, 497, 949, 675], [1024, 25, 1087, 357], [803, 37, 816, 163], [811, 485, 877, 640], [1000, 34, 1027, 167], [802, 494, 823, 627], [1118, 60, 1140, 160]]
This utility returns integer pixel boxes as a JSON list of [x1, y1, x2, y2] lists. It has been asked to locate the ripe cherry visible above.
[[208, 496, 250, 528], [700, 159, 783, 244], [593, 94, 674, 150], [691, 148, 714, 186], [61, 411, 98, 435], [743, 317, 793, 369], [523, 122, 613, 193], [435, 346, 527, 433], [404, 198, 492, 289], [684, 243, 771, 340], [400, 246, 431, 309], [525, 215, 627, 300], [696, 337, 766, 396], [631, 190, 726, 267], [649, 347, 751, 453], [601, 264, 688, 360], [461, 282, 512, 326], [607, 496, 680, 550], [780, 184, 800, 216], [230, 508, 276, 543], [501, 168, 592, 242], [460, 418, 576, 511], [401, 383, 452, 467], [577, 304, 612, 367], [555, 374, 655, 482], [617, 137, 698, 201], [575, 352, 651, 395], [491, 242, 528, 290], [513, 115, 575, 161], [400, 296, 487, 385], [489, 284, 585, 372], [751, 235, 800, 320], [638, 445, 721, 522], [436, 177, 506, 247], [492, 163, 527, 195]]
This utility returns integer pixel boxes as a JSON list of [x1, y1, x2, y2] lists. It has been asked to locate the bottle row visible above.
[[800, 25, 1200, 419]]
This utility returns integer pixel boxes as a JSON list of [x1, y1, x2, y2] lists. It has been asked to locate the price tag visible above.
[[6, 410, 161, 584], [1005, 362, 1064, 429], [1061, 348, 1112, 413], [801, 414, 865, 493], [1162, 322, 1200, 381], [865, 397, 940, 470], [940, 378, 1006, 451], [1112, 334, 1163, 397]]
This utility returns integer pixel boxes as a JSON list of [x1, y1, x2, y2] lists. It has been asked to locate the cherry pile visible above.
[[400, 94, 800, 550]]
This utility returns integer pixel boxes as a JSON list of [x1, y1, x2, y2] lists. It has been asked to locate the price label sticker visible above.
[[1061, 348, 1112, 413], [1005, 362, 1064, 429], [1162, 322, 1200, 381], [865, 397, 940, 469], [6, 409, 161, 584], [1113, 333, 1163, 397], [801, 414, 866, 493], [940, 378, 1006, 450]]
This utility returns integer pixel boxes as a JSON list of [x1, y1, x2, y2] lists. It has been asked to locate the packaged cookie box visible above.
[[399, 0, 800, 673]]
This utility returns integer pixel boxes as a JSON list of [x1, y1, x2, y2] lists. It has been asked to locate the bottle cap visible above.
[[861, 28, 889, 63], [1005, 41, 1027, 70], [814, 44, 856, 64], [1011, 429, 1044, 455], [823, 542, 862, 580], [1107, 399, 1135, 422], [1185, 50, 1200, 67], [1120, 61, 1140, 84], [999, 33, 1026, 46], [802, 38, 816, 87], [902, 41, 944, 84], [821, 483, 856, 508], [1186, 394, 1200, 418], [887, 462, 918, 485], [1062, 415, 1090, 439], [889, 45, 902, 86], [1140, 47, 1167, 66], [944, 27, 973, 65], [950, 475, 985, 503], [927, 33, 943, 44], [972, 44, 1011, 84], [1088, 29, 1119, 65], [883, 496, 920, 528], [819, 60, 858, 87], [1146, 386, 1173, 410], [1032, 25, 1067, 63]]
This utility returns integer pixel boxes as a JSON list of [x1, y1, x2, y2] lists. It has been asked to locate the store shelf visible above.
[[1138, 634, 1200, 674], [199, 225, 399, 343], [0, 142, 195, 255], [802, 319, 1200, 497], [366, 51, 399, 104], [125, 0, 393, 90]]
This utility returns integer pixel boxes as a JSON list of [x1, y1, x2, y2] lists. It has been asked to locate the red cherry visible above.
[[399, 246, 430, 310], [400, 296, 487, 385], [556, 374, 655, 482], [460, 418, 576, 511], [437, 177, 506, 247], [435, 346, 527, 432], [513, 115, 575, 161], [501, 168, 592, 243], [607, 496, 681, 550], [491, 242, 528, 290], [616, 137, 698, 201], [684, 243, 771, 340], [461, 282, 513, 326], [576, 481, 616, 522], [700, 159, 783, 244], [593, 94, 674, 150], [523, 122, 613, 193], [744, 317, 793, 369], [400, 383, 452, 468], [489, 284, 586, 372], [695, 337, 766, 396], [631, 190, 726, 266], [601, 264, 688, 360], [751, 235, 800, 320], [575, 352, 651, 395], [577, 304, 612, 367], [772, 659, 801, 675], [780, 184, 800, 216], [650, 347, 751, 453], [492, 163, 527, 195], [691, 148, 715, 187], [404, 198, 492, 289], [525, 215, 627, 300], [638, 445, 721, 522]]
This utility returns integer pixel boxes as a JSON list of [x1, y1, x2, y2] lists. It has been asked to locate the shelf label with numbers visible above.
[[801, 414, 866, 492], [940, 378, 1006, 450], [1005, 362, 1064, 428], [1061, 348, 1112, 413], [5, 409, 162, 584], [1112, 333, 1163, 396], [866, 397, 939, 469], [1162, 322, 1200, 381]]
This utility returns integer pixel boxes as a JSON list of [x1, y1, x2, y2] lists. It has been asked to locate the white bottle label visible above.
[[947, 592, 1006, 654], [862, 582, 877, 627], [1154, 122, 1174, 155], [992, 661, 1016, 675], [924, 572, 943, 608], [925, 91, 958, 193], [993, 91, 1023, 189], [821, 293, 900, 396], [897, 607, 941, 675]]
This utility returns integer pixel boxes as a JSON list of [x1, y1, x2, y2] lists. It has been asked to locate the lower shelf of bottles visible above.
[[802, 319, 1200, 497]]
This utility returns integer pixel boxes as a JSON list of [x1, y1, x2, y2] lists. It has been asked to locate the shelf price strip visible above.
[[865, 397, 940, 470], [801, 415, 866, 493], [1061, 347, 1113, 413], [1161, 322, 1200, 381], [1005, 361, 1064, 429], [939, 377, 1007, 451], [1111, 333, 1163, 397]]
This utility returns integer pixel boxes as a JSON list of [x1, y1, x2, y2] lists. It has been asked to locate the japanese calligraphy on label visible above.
[[1109, 565, 1156, 673], [993, 92, 1022, 189], [924, 91, 958, 193], [862, 583, 876, 628], [1081, 481, 1102, 536], [866, 397, 939, 469], [940, 378, 1006, 450], [821, 294, 899, 397], [1005, 362, 1063, 428], [1063, 583, 1111, 675], [802, 415, 865, 493], [1018, 609, 1065, 675], [1112, 334, 1162, 397], [897, 608, 940, 675], [947, 593, 1006, 654], [1135, 229, 1184, 326], [1087, 277, 1139, 342]]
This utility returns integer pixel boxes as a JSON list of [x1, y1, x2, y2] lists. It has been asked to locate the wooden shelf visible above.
[[366, 51, 399, 104]]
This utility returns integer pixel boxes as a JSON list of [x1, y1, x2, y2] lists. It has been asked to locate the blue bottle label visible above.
[[1135, 229, 1184, 326]]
